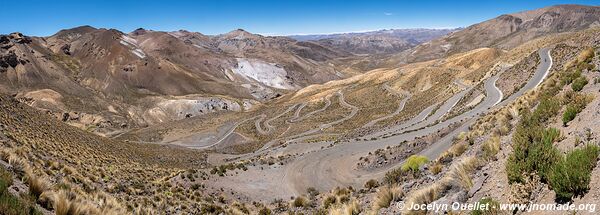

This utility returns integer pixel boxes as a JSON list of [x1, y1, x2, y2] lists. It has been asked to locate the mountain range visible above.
[[1, 4, 600, 215]]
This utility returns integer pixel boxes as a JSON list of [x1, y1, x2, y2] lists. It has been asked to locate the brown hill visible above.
[[397, 4, 600, 63], [0, 26, 355, 132]]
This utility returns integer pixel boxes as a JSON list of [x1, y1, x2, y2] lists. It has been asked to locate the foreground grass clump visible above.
[[549, 145, 600, 203], [329, 199, 361, 215], [401, 155, 429, 173], [447, 157, 479, 190], [404, 157, 479, 214], [372, 185, 403, 212], [0, 167, 42, 215], [481, 136, 500, 160]]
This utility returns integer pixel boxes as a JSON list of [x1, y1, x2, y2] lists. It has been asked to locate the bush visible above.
[[506, 111, 544, 183], [401, 155, 428, 173], [560, 69, 581, 86], [525, 128, 561, 183], [549, 145, 599, 203], [0, 167, 12, 193], [562, 92, 590, 126], [383, 168, 404, 185], [447, 157, 478, 190], [471, 197, 500, 215], [531, 97, 560, 123], [571, 76, 588, 92], [562, 105, 578, 126], [292, 196, 309, 208], [322, 195, 337, 209], [506, 116, 561, 184], [364, 179, 379, 190]]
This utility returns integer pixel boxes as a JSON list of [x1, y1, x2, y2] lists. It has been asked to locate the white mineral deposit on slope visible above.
[[120, 35, 146, 59], [232, 58, 296, 90]]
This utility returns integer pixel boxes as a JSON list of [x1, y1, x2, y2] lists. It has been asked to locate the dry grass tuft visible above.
[[372, 185, 403, 212], [446, 157, 479, 191], [429, 161, 443, 175], [482, 136, 501, 160], [404, 183, 445, 214], [40, 190, 100, 215], [329, 199, 361, 215], [448, 142, 468, 157], [26, 173, 50, 199]]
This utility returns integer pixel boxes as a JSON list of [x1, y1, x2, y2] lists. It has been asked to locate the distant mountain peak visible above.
[[131, 28, 148, 36], [222, 28, 259, 40]]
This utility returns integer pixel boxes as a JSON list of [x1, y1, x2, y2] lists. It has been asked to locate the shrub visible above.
[[571, 76, 588, 92], [525, 128, 561, 183], [531, 97, 560, 123], [401, 155, 429, 173], [322, 195, 337, 209], [292, 196, 309, 208], [549, 145, 599, 203], [560, 69, 581, 86], [562, 103, 582, 126], [0, 167, 12, 193], [506, 117, 560, 183], [364, 179, 379, 190], [448, 142, 468, 157], [383, 168, 404, 185], [577, 48, 595, 64], [405, 183, 444, 213], [506, 111, 543, 183], [201, 203, 224, 214]]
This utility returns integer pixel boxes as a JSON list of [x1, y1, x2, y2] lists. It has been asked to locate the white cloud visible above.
[[384, 12, 393, 16]]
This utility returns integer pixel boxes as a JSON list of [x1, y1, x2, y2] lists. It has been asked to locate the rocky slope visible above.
[[0, 27, 353, 132], [395, 4, 600, 63]]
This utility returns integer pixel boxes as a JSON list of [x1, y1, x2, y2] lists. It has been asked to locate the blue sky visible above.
[[2, 0, 599, 36]]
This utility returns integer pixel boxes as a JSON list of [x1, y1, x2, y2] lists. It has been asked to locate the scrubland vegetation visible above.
[[506, 48, 598, 204]]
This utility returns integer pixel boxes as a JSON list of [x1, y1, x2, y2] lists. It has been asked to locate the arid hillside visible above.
[[2, 3, 600, 215], [394, 4, 600, 64], [0, 26, 358, 134]]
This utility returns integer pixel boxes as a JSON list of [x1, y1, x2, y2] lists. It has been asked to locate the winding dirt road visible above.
[[207, 48, 553, 201], [255, 104, 302, 135], [288, 95, 333, 123], [362, 84, 411, 128]]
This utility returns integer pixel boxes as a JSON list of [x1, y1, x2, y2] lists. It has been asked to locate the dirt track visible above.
[[206, 48, 553, 201]]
